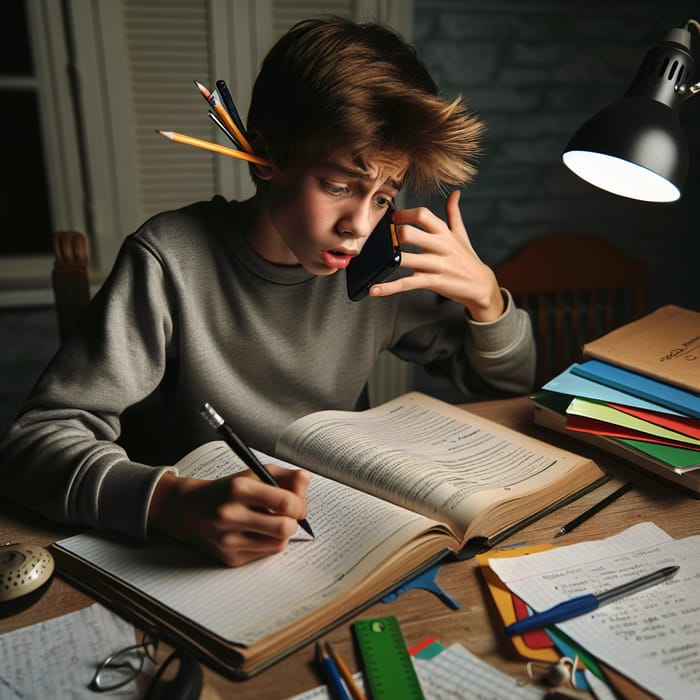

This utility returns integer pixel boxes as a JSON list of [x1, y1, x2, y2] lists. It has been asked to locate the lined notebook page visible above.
[[489, 523, 700, 698], [56, 447, 434, 646]]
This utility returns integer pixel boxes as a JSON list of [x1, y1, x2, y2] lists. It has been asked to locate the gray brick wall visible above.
[[411, 0, 700, 311]]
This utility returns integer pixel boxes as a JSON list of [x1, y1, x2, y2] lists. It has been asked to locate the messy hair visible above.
[[247, 16, 483, 194]]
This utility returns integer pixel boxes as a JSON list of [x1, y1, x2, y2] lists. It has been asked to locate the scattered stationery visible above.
[[504, 564, 679, 635], [316, 641, 351, 700], [50, 393, 605, 677], [488, 522, 700, 699], [555, 482, 633, 537], [476, 544, 561, 664], [411, 643, 543, 700], [287, 642, 544, 700], [325, 641, 365, 700], [380, 562, 460, 609], [0, 603, 136, 699], [353, 616, 424, 699]]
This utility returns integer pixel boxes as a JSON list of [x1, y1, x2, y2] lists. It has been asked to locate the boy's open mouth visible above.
[[320, 249, 355, 269]]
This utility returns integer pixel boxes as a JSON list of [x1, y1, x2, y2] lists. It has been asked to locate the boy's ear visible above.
[[248, 132, 273, 181]]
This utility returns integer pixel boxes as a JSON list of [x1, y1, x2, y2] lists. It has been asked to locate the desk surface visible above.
[[2, 396, 698, 699]]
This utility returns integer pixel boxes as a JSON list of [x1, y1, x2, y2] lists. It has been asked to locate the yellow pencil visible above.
[[157, 130, 269, 167], [325, 641, 365, 700], [194, 80, 254, 154]]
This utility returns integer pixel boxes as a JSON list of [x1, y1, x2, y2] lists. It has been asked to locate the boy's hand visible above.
[[369, 190, 505, 322], [148, 466, 311, 567]]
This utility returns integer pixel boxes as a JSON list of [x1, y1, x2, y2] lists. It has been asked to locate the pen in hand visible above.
[[199, 402, 315, 538]]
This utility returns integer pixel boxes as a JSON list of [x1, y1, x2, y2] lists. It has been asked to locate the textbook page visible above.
[[488, 522, 700, 700], [277, 392, 599, 537], [56, 443, 446, 647]]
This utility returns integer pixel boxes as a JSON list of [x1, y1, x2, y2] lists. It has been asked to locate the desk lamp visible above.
[[562, 19, 699, 202]]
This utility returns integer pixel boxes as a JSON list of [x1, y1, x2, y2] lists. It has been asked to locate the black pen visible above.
[[555, 482, 633, 537], [199, 402, 314, 537], [215, 79, 248, 137]]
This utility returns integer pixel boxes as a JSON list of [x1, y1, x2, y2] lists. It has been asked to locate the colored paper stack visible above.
[[531, 305, 700, 496]]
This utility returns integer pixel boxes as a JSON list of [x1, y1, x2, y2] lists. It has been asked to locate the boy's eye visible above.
[[375, 196, 393, 208], [321, 179, 347, 196]]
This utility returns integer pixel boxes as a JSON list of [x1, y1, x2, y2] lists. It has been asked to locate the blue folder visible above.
[[571, 360, 700, 419], [543, 365, 682, 415]]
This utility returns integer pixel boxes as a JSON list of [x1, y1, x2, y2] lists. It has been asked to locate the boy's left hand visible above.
[[369, 190, 504, 322]]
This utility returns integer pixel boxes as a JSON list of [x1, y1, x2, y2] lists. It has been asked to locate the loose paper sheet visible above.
[[0, 603, 136, 699], [285, 643, 542, 700], [488, 522, 700, 699]]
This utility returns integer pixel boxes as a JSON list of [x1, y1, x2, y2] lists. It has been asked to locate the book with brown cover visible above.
[[583, 305, 700, 394]]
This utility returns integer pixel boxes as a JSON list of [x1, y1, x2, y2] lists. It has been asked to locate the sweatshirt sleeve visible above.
[[391, 288, 536, 398], [0, 237, 176, 541], [462, 289, 536, 395]]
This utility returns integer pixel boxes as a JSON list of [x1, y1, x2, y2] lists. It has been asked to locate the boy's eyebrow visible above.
[[324, 160, 404, 191]]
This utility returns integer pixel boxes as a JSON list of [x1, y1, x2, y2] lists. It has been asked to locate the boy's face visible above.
[[254, 148, 408, 275]]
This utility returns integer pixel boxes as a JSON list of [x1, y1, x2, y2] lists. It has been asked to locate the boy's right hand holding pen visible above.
[[147, 446, 311, 567]]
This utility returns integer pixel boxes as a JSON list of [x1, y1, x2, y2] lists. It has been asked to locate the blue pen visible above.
[[316, 642, 352, 700], [505, 565, 679, 636]]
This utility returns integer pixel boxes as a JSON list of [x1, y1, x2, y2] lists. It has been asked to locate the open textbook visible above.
[[50, 392, 604, 677]]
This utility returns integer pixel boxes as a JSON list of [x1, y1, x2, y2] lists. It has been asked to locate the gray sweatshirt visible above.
[[0, 197, 535, 541]]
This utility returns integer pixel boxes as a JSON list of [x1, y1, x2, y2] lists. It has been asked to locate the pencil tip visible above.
[[553, 530, 564, 538], [300, 519, 315, 538]]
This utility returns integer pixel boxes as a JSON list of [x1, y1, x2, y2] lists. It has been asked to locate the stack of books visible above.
[[531, 305, 700, 497]]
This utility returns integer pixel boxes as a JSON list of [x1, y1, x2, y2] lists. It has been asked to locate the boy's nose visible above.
[[337, 205, 374, 240]]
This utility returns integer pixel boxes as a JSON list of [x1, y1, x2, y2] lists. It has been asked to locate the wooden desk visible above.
[[2, 396, 698, 698]]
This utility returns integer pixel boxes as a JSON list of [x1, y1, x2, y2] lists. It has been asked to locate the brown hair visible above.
[[247, 16, 483, 194]]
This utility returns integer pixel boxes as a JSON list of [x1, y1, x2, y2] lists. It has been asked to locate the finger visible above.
[[445, 189, 476, 253], [445, 189, 463, 232], [205, 530, 292, 567], [228, 475, 307, 521], [217, 502, 301, 539], [370, 272, 431, 298], [266, 465, 312, 500]]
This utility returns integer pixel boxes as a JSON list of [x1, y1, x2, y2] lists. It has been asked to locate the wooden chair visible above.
[[494, 232, 647, 388], [52, 230, 90, 344]]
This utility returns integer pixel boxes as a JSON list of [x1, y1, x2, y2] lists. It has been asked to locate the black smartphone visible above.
[[346, 207, 401, 301]]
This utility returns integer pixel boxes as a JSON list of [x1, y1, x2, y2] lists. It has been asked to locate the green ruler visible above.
[[353, 615, 425, 700]]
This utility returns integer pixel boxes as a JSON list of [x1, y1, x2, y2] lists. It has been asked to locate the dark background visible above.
[[411, 0, 700, 312]]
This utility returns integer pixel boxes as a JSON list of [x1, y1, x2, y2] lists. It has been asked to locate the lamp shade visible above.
[[562, 26, 695, 203]]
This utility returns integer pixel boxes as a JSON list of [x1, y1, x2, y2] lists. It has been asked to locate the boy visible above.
[[0, 17, 535, 566]]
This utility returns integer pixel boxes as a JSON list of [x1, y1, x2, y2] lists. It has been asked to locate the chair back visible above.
[[52, 230, 90, 343], [495, 232, 647, 387]]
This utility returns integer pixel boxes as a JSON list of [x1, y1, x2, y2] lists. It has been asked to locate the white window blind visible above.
[[123, 0, 216, 223]]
